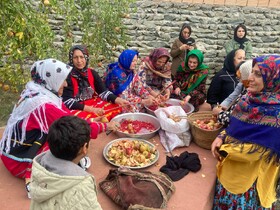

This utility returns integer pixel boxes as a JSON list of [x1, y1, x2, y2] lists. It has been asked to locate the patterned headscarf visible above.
[[68, 45, 92, 93], [68, 45, 89, 73], [0, 59, 71, 154], [226, 54, 280, 161], [31, 59, 72, 93], [177, 49, 209, 95], [142, 48, 171, 78], [233, 24, 249, 50], [105, 49, 138, 95]]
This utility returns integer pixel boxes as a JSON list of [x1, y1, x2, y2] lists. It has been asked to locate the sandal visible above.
[[25, 182, 31, 199], [78, 156, 91, 170]]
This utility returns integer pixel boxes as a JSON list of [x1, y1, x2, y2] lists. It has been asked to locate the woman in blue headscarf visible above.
[[105, 49, 156, 112], [211, 54, 280, 209]]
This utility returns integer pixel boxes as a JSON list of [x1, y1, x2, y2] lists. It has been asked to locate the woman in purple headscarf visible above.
[[211, 54, 280, 209]]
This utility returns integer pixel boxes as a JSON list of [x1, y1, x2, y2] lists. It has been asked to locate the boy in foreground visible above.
[[30, 116, 102, 210]]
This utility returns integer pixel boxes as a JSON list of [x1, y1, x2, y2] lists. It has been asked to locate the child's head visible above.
[[47, 116, 90, 161]]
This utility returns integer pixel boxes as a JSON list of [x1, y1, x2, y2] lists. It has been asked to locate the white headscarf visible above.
[[0, 59, 72, 154], [239, 59, 252, 81]]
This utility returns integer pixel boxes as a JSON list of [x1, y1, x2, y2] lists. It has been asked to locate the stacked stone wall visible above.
[[121, 1, 279, 83]]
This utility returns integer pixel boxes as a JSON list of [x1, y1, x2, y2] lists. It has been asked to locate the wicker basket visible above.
[[187, 111, 223, 150]]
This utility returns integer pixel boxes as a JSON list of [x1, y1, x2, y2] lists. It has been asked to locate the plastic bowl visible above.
[[111, 113, 161, 140], [145, 98, 194, 116]]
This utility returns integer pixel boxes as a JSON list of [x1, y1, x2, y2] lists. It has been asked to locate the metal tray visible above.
[[103, 138, 159, 169]]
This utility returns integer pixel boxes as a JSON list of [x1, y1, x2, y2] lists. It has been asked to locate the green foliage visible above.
[[0, 0, 57, 90], [0, 89, 19, 127], [0, 0, 135, 92]]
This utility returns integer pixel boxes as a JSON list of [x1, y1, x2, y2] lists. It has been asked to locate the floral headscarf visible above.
[[142, 48, 171, 78], [226, 54, 280, 161], [105, 49, 139, 95], [176, 49, 209, 95]]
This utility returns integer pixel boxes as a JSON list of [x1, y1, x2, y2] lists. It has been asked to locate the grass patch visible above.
[[0, 89, 19, 127]]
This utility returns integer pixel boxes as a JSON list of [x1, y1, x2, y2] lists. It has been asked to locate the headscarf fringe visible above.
[[0, 82, 63, 154], [226, 136, 280, 164]]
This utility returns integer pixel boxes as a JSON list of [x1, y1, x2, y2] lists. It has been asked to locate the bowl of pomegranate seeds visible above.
[[111, 113, 161, 139], [145, 99, 194, 116]]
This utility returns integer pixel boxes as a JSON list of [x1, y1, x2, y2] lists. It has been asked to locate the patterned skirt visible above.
[[213, 179, 276, 210], [71, 97, 122, 121]]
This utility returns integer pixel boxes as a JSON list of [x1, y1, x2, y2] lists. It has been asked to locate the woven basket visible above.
[[187, 111, 223, 150]]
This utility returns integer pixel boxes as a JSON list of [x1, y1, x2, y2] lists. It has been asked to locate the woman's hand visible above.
[[174, 87, 181, 95], [212, 106, 223, 116], [162, 89, 171, 101], [159, 91, 170, 102], [142, 95, 157, 106], [211, 137, 223, 161], [93, 107, 104, 116], [180, 95, 191, 106], [84, 105, 104, 115], [106, 121, 120, 132], [180, 44, 194, 51], [188, 45, 194, 51], [115, 97, 130, 107], [180, 44, 189, 51]]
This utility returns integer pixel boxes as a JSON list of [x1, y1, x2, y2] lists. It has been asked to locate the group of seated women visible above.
[[104, 47, 213, 113], [1, 21, 276, 208]]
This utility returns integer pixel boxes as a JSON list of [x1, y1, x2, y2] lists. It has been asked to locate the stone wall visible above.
[[121, 1, 280, 82], [157, 0, 280, 8]]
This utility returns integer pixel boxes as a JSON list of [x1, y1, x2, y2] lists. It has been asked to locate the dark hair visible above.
[[188, 54, 198, 60], [234, 24, 247, 39], [47, 116, 90, 161], [180, 23, 192, 36], [179, 23, 195, 45]]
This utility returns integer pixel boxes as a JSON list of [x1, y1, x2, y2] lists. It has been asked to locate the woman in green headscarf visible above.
[[172, 49, 210, 111]]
